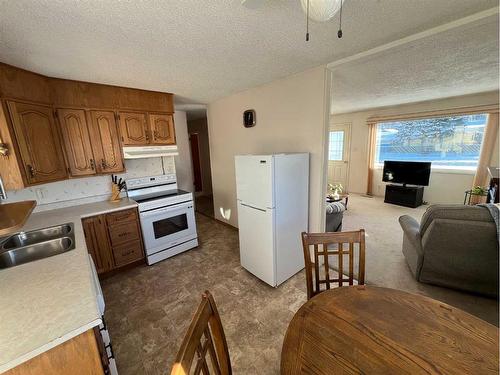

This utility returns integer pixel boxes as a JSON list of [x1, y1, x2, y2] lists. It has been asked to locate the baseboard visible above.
[[213, 217, 239, 231]]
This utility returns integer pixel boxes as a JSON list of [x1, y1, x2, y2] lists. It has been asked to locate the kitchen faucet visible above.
[[0, 175, 7, 203]]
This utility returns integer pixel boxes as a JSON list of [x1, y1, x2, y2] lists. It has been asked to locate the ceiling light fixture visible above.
[[300, 0, 342, 22], [301, 0, 345, 41]]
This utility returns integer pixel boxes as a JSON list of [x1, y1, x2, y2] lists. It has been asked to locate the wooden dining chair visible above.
[[301, 230, 365, 299], [171, 291, 232, 375]]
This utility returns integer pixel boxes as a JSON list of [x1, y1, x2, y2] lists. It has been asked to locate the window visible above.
[[329, 131, 344, 161], [375, 114, 488, 169]]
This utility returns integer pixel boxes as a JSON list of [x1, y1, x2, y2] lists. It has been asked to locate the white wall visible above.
[[173, 110, 194, 192], [207, 66, 330, 231], [332, 91, 500, 204]]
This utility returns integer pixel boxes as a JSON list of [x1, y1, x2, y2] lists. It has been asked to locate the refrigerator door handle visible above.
[[239, 202, 266, 212]]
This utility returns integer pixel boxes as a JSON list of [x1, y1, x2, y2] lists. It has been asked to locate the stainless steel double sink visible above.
[[0, 223, 76, 269]]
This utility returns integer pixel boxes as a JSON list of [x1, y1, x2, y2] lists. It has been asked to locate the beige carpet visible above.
[[341, 194, 498, 325]]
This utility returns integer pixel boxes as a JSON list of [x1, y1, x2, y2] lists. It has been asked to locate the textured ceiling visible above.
[[331, 14, 500, 114], [0, 0, 498, 115]]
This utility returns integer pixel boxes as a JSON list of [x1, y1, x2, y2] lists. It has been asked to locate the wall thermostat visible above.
[[243, 109, 256, 128]]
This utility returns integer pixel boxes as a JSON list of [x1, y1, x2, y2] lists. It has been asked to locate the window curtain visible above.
[[366, 122, 377, 196], [471, 112, 499, 202]]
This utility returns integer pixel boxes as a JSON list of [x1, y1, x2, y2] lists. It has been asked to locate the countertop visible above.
[[0, 198, 138, 373]]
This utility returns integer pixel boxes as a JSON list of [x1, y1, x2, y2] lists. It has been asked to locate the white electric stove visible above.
[[126, 174, 198, 265]]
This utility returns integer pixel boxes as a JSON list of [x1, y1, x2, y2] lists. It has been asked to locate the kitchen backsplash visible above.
[[4, 156, 176, 212]]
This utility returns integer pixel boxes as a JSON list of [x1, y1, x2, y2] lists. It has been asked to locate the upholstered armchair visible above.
[[399, 204, 499, 297]]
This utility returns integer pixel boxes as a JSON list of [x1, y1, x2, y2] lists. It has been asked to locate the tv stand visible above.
[[384, 184, 424, 208]]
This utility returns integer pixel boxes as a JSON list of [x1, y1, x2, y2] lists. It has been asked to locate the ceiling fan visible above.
[[241, 0, 345, 40]]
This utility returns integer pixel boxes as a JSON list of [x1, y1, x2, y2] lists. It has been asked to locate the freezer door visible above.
[[237, 202, 276, 286], [235, 155, 274, 209]]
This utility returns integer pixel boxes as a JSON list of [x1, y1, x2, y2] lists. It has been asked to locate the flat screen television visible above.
[[382, 161, 431, 186]]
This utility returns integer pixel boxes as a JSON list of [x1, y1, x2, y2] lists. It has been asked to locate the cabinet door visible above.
[[118, 111, 149, 145], [82, 215, 114, 274], [57, 108, 96, 177], [7, 101, 67, 185], [88, 110, 124, 173], [149, 113, 175, 145]]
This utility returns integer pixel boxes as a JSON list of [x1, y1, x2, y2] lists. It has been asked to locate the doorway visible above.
[[327, 123, 351, 191], [187, 116, 214, 218], [189, 133, 203, 192]]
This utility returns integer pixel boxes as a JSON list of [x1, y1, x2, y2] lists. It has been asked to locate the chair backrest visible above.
[[171, 291, 232, 375], [301, 230, 365, 299], [419, 204, 494, 235]]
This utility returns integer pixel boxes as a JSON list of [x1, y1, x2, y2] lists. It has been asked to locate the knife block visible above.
[[110, 183, 121, 203]]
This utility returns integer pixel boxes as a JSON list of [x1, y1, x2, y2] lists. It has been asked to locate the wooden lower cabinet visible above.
[[113, 239, 144, 267], [82, 207, 145, 275], [5, 329, 104, 375], [82, 214, 114, 274]]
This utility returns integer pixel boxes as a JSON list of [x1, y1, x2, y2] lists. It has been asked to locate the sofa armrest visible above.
[[399, 215, 423, 255]]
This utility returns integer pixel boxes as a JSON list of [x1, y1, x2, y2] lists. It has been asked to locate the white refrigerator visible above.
[[235, 153, 309, 287]]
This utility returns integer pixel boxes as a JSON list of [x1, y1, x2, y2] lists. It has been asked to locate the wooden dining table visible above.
[[281, 286, 499, 374]]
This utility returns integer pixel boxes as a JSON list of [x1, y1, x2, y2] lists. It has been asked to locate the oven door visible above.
[[139, 201, 197, 255]]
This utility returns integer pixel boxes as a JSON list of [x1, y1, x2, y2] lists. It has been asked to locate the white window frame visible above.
[[372, 113, 488, 174]]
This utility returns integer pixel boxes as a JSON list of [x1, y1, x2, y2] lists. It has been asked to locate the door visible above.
[[57, 108, 96, 177], [149, 113, 176, 145], [118, 111, 149, 145], [328, 123, 351, 191], [189, 133, 202, 192], [235, 155, 274, 209], [88, 110, 124, 174], [7, 101, 67, 185], [237, 202, 275, 286], [139, 201, 197, 255], [82, 215, 114, 274]]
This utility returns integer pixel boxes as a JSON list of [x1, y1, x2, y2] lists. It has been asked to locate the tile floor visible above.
[[102, 213, 306, 374]]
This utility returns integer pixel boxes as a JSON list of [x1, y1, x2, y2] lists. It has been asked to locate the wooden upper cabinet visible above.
[[7, 101, 67, 185], [88, 110, 124, 174], [57, 108, 96, 177], [149, 113, 175, 145], [118, 111, 149, 145]]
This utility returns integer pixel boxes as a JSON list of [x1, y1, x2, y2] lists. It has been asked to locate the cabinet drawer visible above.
[[106, 208, 136, 226], [112, 240, 143, 267], [108, 221, 140, 246]]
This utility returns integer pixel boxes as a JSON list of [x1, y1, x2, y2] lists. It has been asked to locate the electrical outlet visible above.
[[34, 187, 48, 202]]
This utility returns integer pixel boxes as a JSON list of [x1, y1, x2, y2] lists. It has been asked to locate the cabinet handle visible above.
[[90, 159, 95, 170], [27, 164, 36, 177], [145, 129, 149, 142], [101, 159, 106, 170]]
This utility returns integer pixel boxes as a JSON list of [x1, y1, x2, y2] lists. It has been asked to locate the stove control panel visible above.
[[126, 174, 176, 190]]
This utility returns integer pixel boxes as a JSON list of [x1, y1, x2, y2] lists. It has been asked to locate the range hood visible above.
[[123, 145, 179, 159]]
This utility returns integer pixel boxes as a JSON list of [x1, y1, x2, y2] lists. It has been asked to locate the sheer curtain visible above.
[[472, 112, 499, 192]]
